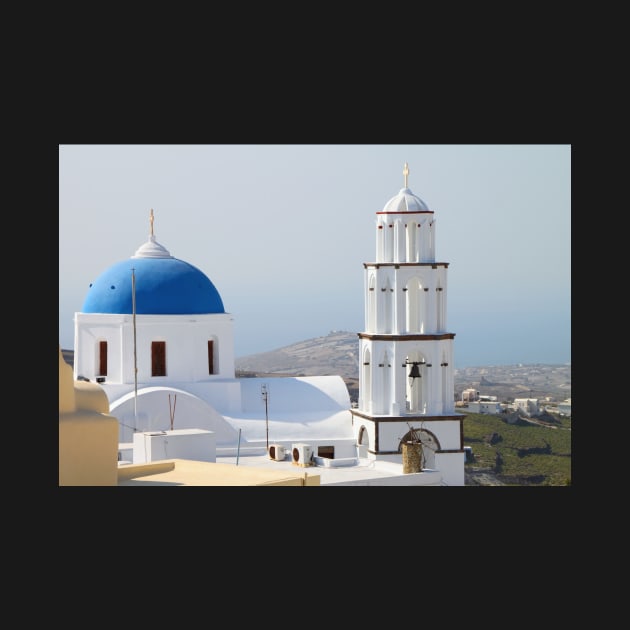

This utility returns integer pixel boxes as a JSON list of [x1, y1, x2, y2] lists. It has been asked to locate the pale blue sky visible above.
[[59, 144, 571, 367]]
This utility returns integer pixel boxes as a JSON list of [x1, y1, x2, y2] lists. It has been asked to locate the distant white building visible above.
[[558, 398, 571, 417], [466, 400, 502, 415], [514, 398, 540, 417], [462, 388, 479, 402]]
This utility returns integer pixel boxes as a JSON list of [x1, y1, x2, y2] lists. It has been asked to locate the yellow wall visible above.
[[59, 346, 119, 486], [117, 459, 320, 486]]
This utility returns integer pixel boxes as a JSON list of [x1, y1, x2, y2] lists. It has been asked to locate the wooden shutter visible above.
[[99, 341, 108, 376], [208, 340, 214, 375], [151, 341, 166, 376]]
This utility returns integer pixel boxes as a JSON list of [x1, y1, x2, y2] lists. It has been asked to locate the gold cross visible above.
[[403, 163, 409, 188], [149, 208, 154, 236]]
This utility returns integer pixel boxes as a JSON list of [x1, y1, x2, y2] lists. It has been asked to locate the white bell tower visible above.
[[351, 163, 465, 485]]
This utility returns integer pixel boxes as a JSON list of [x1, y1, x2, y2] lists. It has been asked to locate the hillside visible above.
[[236, 330, 360, 378], [462, 411, 571, 486]]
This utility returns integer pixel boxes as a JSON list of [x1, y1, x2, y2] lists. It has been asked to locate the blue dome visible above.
[[82, 236, 225, 315]]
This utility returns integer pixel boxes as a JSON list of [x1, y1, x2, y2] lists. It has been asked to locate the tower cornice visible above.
[[363, 262, 450, 269], [357, 333, 455, 341], [376, 210, 434, 215]]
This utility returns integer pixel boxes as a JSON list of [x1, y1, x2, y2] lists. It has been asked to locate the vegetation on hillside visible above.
[[463, 411, 571, 486]]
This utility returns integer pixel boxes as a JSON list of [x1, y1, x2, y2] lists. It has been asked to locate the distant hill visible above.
[[236, 331, 360, 378]]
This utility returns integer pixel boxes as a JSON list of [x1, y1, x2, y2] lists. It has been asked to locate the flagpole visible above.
[[132, 267, 138, 431]]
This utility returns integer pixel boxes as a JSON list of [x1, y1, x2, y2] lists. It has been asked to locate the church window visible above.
[[151, 341, 166, 376], [208, 340, 215, 375], [98, 341, 107, 376]]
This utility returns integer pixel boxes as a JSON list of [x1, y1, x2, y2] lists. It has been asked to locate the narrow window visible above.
[[208, 340, 215, 375], [98, 341, 108, 376], [151, 341, 166, 376]]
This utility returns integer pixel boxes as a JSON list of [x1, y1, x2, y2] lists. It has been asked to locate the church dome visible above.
[[81, 235, 225, 315], [382, 187, 429, 212]]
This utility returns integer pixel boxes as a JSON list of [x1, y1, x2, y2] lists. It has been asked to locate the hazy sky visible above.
[[59, 144, 571, 367]]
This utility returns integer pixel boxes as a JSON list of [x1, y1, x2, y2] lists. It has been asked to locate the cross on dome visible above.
[[381, 163, 428, 212], [133, 208, 173, 259]]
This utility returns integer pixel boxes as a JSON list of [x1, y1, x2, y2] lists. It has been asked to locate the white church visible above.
[[71, 164, 465, 486]]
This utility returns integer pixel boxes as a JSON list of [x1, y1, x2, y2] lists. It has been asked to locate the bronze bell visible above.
[[408, 362, 422, 379]]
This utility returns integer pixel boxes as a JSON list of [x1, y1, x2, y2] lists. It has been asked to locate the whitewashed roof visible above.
[[382, 187, 429, 212]]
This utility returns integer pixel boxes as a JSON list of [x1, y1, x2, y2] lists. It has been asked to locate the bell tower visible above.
[[350, 164, 465, 485]]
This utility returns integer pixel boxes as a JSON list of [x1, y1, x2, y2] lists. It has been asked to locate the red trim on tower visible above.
[[376, 210, 433, 215]]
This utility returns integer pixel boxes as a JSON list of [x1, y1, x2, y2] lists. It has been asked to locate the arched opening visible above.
[[394, 219, 405, 262], [405, 352, 427, 414], [406, 221, 418, 262], [361, 347, 372, 413], [405, 277, 423, 333], [436, 283, 444, 332], [357, 425, 370, 458], [383, 278, 393, 333], [97, 340, 108, 377], [398, 427, 440, 470], [367, 273, 376, 332], [382, 349, 392, 414], [441, 351, 449, 411]]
